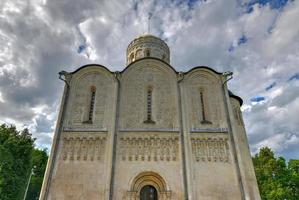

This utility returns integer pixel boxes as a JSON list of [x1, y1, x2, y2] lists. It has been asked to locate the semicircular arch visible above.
[[121, 58, 177, 83], [130, 171, 168, 192], [184, 67, 222, 84]]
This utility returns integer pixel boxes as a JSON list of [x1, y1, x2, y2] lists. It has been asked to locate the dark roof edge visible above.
[[126, 34, 169, 51], [69, 57, 223, 75], [70, 64, 114, 74], [184, 66, 222, 75], [124, 57, 177, 74], [68, 60, 243, 105], [228, 90, 243, 106]]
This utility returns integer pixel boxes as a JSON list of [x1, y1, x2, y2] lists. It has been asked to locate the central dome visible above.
[[126, 34, 170, 65]]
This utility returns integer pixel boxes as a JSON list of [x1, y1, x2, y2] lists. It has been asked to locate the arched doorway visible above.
[[125, 171, 172, 200], [140, 185, 157, 200]]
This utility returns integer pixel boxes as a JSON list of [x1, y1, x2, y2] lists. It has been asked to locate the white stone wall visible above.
[[182, 68, 226, 128], [64, 66, 116, 131], [114, 60, 184, 199], [114, 131, 183, 199], [42, 66, 117, 200], [180, 68, 243, 199], [229, 98, 261, 199], [48, 132, 108, 199], [119, 60, 179, 130], [40, 61, 260, 200]]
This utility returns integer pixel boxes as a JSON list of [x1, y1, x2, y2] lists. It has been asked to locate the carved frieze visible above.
[[118, 136, 179, 162], [191, 135, 230, 162], [190, 127, 228, 133], [60, 133, 106, 161]]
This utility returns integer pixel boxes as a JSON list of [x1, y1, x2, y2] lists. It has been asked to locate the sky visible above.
[[0, 0, 298, 159]]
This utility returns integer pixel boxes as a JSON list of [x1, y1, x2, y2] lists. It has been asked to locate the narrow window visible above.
[[87, 86, 96, 123], [145, 49, 151, 57], [200, 89, 212, 124], [136, 49, 142, 58], [144, 86, 155, 124], [129, 53, 135, 62]]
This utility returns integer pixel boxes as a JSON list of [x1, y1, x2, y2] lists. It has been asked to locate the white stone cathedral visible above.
[[40, 34, 261, 200]]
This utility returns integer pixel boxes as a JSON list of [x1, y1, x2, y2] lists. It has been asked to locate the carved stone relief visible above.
[[191, 135, 230, 162], [118, 135, 179, 162], [126, 36, 170, 65], [66, 71, 113, 129], [60, 133, 106, 162]]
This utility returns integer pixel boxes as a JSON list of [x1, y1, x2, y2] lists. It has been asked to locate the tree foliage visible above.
[[253, 147, 299, 200], [0, 124, 35, 200], [25, 148, 48, 200], [0, 123, 48, 200]]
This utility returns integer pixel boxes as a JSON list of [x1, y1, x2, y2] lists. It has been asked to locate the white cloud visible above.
[[0, 0, 298, 159]]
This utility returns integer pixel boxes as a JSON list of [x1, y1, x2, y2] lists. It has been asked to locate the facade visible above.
[[40, 35, 260, 200]]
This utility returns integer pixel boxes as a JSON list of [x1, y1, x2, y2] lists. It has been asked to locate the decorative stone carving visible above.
[[126, 35, 170, 65], [191, 136, 229, 162], [118, 136, 179, 162], [190, 127, 228, 133], [60, 133, 106, 161]]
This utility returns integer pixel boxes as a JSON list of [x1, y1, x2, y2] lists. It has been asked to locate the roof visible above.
[[228, 90, 243, 106], [67, 57, 243, 106], [127, 34, 169, 50], [134, 34, 161, 40]]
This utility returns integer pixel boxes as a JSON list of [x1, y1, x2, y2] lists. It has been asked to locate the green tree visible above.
[[25, 148, 48, 200], [253, 147, 299, 200], [288, 159, 299, 199], [0, 124, 35, 200]]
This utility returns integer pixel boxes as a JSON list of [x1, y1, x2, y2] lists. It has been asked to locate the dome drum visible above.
[[126, 34, 170, 65]]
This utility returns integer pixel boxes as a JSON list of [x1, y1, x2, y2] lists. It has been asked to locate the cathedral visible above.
[[40, 34, 261, 200]]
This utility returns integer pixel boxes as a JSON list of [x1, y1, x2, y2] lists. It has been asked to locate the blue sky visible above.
[[0, 0, 298, 159]]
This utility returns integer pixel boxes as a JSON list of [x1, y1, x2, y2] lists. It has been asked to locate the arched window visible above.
[[199, 89, 212, 124], [129, 53, 135, 62], [136, 49, 142, 59], [145, 49, 151, 57], [140, 185, 157, 200], [144, 86, 155, 124], [87, 86, 96, 123]]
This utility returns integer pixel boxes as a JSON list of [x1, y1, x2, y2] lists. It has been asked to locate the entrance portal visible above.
[[125, 171, 172, 200], [140, 185, 157, 200]]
